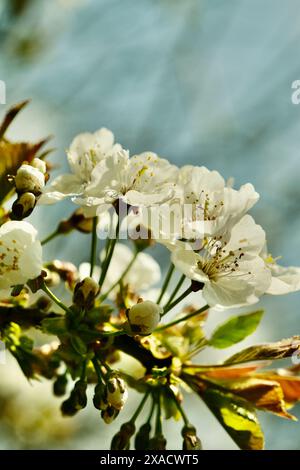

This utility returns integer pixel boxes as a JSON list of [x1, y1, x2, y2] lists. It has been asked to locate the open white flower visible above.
[[139, 165, 259, 250], [180, 166, 259, 238], [171, 215, 271, 309], [0, 221, 42, 290], [39, 128, 122, 216], [40, 127, 178, 217], [88, 151, 179, 211]]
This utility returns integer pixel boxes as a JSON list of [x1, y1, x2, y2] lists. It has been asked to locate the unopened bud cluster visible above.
[[12, 159, 47, 220], [93, 371, 128, 424]]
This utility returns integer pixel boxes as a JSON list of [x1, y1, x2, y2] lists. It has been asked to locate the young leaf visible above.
[[257, 372, 300, 406], [209, 310, 264, 349], [207, 377, 295, 420], [225, 336, 300, 365], [0, 101, 50, 203], [202, 387, 264, 450]]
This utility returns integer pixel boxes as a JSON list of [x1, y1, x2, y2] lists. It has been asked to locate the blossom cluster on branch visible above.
[[1, 101, 300, 450]]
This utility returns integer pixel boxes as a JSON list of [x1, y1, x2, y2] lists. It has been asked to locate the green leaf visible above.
[[202, 387, 264, 450], [224, 336, 300, 365], [209, 310, 264, 349]]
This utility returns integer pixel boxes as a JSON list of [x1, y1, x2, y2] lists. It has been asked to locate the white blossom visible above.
[[88, 151, 179, 210], [0, 221, 43, 290], [40, 129, 178, 217], [171, 215, 271, 309], [140, 166, 259, 248], [39, 128, 122, 216]]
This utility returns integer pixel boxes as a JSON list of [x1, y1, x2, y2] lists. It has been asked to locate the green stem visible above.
[[99, 330, 126, 337], [170, 390, 189, 426], [155, 392, 162, 435], [162, 285, 193, 316], [130, 391, 150, 423], [100, 250, 138, 301], [98, 217, 120, 288], [92, 357, 103, 383], [81, 360, 87, 381], [155, 304, 209, 332], [98, 357, 112, 373], [41, 230, 60, 246], [41, 283, 72, 314], [147, 396, 156, 423], [156, 264, 175, 305], [163, 274, 185, 310], [89, 217, 98, 277]]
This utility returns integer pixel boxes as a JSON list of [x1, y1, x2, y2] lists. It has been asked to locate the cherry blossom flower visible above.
[[0, 221, 42, 290], [171, 215, 271, 309]]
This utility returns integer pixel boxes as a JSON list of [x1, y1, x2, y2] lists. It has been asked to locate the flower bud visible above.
[[106, 373, 128, 410], [110, 422, 135, 450], [148, 434, 167, 450], [93, 382, 109, 411], [101, 405, 119, 424], [31, 157, 47, 174], [53, 374, 68, 397], [12, 192, 36, 219], [135, 422, 151, 450], [15, 164, 45, 195], [61, 397, 78, 416], [61, 380, 87, 415], [73, 379, 88, 409], [127, 300, 162, 335], [73, 277, 100, 310], [181, 424, 202, 450]]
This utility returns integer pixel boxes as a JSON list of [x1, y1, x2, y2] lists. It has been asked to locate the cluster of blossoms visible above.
[[1, 105, 300, 451], [39, 127, 300, 310]]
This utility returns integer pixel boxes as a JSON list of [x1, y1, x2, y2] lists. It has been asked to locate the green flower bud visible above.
[[53, 374, 68, 397], [31, 157, 47, 174], [148, 434, 167, 450], [73, 277, 100, 311], [101, 405, 119, 424], [127, 300, 162, 336], [12, 192, 36, 219], [181, 424, 202, 450], [135, 422, 151, 450], [106, 373, 128, 410], [110, 422, 136, 450], [15, 164, 45, 195], [93, 382, 109, 411]]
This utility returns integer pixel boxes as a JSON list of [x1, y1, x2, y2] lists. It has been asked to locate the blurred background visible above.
[[1, 0, 300, 450]]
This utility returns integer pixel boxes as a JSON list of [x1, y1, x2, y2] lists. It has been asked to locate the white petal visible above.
[[203, 277, 258, 310], [225, 215, 266, 255], [0, 221, 43, 289], [267, 264, 300, 295], [39, 174, 84, 205], [171, 248, 209, 283]]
